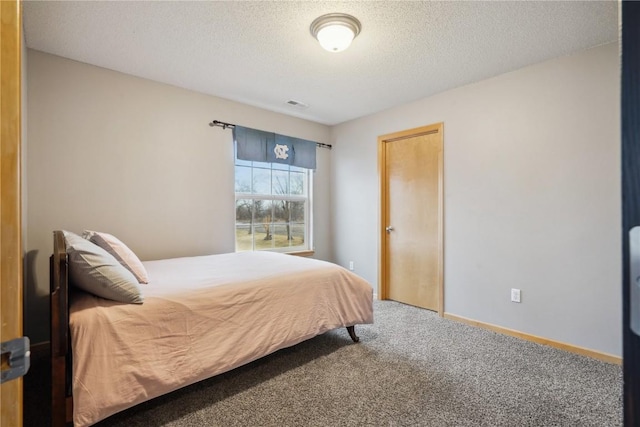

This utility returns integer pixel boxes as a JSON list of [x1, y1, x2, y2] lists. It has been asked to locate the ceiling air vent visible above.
[[285, 99, 310, 110]]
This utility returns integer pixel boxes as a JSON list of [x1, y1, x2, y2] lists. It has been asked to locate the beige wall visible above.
[[331, 43, 622, 356], [26, 50, 331, 343]]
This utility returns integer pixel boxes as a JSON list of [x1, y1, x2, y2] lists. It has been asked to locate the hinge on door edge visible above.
[[0, 337, 30, 383]]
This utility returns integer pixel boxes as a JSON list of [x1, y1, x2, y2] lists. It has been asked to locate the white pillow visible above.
[[63, 230, 143, 304], [82, 230, 149, 284]]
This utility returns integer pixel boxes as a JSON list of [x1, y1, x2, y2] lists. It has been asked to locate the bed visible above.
[[50, 230, 374, 426]]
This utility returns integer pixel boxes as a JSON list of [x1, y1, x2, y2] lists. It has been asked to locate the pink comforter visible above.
[[69, 251, 373, 426]]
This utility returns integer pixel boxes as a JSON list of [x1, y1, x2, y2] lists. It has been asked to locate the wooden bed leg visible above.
[[346, 326, 359, 343]]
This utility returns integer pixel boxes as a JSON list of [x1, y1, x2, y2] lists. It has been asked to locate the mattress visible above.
[[68, 251, 374, 426]]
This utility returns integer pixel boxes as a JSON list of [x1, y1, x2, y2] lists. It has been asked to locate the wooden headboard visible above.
[[50, 230, 73, 426]]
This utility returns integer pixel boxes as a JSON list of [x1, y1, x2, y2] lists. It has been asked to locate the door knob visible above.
[[385, 226, 394, 233]]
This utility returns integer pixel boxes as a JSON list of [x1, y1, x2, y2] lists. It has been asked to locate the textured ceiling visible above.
[[23, 1, 618, 125]]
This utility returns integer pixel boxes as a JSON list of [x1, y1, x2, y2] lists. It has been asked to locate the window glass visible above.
[[235, 166, 252, 193], [272, 170, 289, 195], [234, 148, 312, 253], [252, 168, 271, 195], [235, 199, 253, 252], [290, 224, 305, 247], [290, 201, 305, 223], [290, 172, 305, 196]]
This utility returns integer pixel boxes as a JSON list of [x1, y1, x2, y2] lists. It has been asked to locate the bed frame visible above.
[[50, 230, 360, 426], [50, 230, 72, 426]]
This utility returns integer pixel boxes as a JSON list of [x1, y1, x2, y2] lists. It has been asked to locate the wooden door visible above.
[[379, 123, 443, 313], [622, 3, 640, 425], [1, 0, 24, 426]]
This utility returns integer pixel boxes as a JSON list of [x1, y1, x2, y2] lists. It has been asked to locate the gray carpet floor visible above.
[[25, 300, 622, 426]]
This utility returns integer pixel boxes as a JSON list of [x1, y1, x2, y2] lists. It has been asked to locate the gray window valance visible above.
[[233, 125, 317, 170]]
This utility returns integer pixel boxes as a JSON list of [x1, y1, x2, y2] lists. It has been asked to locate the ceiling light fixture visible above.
[[310, 13, 361, 53]]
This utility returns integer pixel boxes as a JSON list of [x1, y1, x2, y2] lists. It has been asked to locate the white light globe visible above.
[[317, 25, 355, 52]]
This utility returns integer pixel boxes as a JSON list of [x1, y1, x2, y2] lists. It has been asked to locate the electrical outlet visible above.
[[349, 261, 354, 271], [511, 288, 521, 303]]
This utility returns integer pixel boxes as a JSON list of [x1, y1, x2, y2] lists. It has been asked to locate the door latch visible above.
[[385, 226, 394, 234], [630, 227, 640, 336], [0, 337, 30, 384]]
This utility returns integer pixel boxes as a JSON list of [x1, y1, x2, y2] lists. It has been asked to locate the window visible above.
[[234, 155, 312, 253]]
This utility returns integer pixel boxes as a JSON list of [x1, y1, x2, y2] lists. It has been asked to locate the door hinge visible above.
[[0, 337, 30, 384]]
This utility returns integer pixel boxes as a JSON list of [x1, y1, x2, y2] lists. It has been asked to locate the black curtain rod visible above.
[[209, 120, 332, 150]]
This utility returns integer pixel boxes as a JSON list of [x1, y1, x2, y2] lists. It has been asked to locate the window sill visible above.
[[286, 250, 315, 257]]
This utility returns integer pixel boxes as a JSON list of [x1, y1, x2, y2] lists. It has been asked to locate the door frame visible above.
[[1, 0, 24, 426], [378, 123, 444, 316], [622, 2, 639, 425]]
